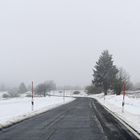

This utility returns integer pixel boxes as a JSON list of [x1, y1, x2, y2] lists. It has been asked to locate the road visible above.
[[0, 98, 138, 140]]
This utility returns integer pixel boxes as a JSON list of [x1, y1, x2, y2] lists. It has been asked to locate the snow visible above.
[[90, 93, 140, 134], [2, 89, 139, 135], [0, 94, 75, 129], [49, 90, 88, 97]]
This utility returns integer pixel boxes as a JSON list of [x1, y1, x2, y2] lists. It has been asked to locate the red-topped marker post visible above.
[[122, 82, 126, 113], [32, 81, 34, 111]]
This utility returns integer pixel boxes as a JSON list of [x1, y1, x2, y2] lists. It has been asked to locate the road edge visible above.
[[0, 98, 75, 130], [91, 98, 140, 140]]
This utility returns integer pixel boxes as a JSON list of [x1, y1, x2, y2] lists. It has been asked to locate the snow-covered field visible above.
[[1, 89, 139, 136], [0, 95, 75, 129], [90, 93, 140, 134]]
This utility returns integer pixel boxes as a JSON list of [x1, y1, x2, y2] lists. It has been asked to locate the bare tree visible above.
[[8, 87, 19, 97], [118, 68, 133, 90], [114, 68, 133, 95], [44, 81, 56, 91], [35, 83, 47, 97]]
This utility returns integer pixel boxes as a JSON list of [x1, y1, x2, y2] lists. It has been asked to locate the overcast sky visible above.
[[0, 0, 140, 87]]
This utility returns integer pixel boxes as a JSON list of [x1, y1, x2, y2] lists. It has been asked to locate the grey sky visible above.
[[0, 0, 140, 86]]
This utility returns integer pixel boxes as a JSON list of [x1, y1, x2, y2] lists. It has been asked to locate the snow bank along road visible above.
[[0, 96, 74, 128], [90, 93, 140, 134], [0, 98, 139, 140]]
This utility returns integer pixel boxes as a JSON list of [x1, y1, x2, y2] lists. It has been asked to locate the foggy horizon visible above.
[[0, 0, 140, 87]]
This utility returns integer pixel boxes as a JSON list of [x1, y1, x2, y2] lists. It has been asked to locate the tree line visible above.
[[2, 81, 56, 98], [86, 50, 133, 95]]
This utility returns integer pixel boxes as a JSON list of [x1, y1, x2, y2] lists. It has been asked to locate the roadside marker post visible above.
[[104, 93, 106, 104], [32, 81, 34, 111], [122, 82, 126, 113], [63, 89, 65, 103]]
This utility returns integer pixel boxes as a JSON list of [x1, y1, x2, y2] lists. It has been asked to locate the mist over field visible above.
[[0, 0, 140, 87]]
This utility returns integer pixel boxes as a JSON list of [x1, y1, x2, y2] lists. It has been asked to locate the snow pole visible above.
[[122, 82, 126, 113], [112, 80, 114, 94], [32, 81, 34, 111], [63, 89, 65, 103]]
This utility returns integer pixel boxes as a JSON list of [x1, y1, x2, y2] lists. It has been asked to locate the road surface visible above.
[[0, 98, 138, 140]]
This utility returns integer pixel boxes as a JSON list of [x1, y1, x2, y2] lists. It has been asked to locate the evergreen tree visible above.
[[93, 50, 118, 95]]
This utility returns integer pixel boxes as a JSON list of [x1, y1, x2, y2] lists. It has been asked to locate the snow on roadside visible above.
[[0, 96, 75, 129], [90, 93, 140, 133]]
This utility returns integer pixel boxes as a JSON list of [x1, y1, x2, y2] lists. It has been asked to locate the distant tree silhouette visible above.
[[18, 82, 27, 93], [35, 83, 47, 97]]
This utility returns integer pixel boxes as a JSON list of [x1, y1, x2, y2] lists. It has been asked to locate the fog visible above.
[[0, 0, 140, 87]]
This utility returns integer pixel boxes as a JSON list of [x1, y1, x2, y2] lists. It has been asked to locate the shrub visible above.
[[73, 91, 80, 94], [26, 94, 32, 97], [2, 94, 10, 98], [85, 85, 102, 94]]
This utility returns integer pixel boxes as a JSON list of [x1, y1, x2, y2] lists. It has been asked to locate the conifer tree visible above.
[[93, 50, 118, 95]]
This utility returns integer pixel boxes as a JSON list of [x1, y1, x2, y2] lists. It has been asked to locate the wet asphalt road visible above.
[[0, 98, 138, 140]]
